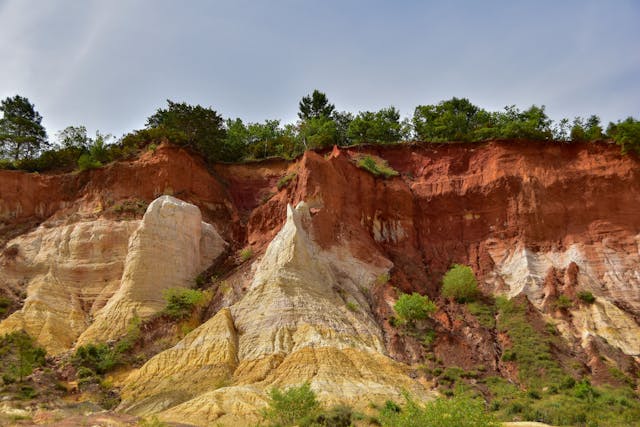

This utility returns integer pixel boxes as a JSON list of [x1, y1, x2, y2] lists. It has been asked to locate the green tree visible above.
[[394, 292, 437, 325], [146, 100, 231, 161], [299, 116, 338, 150], [441, 264, 479, 303], [607, 117, 640, 154], [298, 90, 335, 121], [56, 125, 91, 150], [413, 97, 492, 142], [77, 131, 114, 171], [494, 105, 553, 140], [1, 331, 46, 383], [348, 107, 407, 144], [553, 118, 570, 141], [332, 110, 353, 146], [0, 95, 48, 160], [584, 115, 603, 140], [570, 117, 587, 142]]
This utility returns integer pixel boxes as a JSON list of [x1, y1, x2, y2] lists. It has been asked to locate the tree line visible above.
[[1, 91, 639, 172]]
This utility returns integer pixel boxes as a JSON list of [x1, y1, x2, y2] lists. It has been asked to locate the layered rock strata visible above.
[[119, 203, 430, 426]]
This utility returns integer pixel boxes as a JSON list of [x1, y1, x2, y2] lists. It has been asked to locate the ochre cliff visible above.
[[0, 140, 639, 425]]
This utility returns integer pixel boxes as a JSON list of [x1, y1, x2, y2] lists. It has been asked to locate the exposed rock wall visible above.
[[0, 219, 139, 353], [0, 195, 227, 353], [119, 203, 430, 426], [77, 195, 227, 345]]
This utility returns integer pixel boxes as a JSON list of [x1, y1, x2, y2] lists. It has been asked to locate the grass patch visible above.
[[467, 300, 496, 328], [356, 155, 399, 178], [277, 172, 297, 190], [239, 246, 253, 262], [496, 296, 568, 390]]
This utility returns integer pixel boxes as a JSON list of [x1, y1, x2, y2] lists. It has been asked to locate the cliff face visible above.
[[0, 141, 639, 425]]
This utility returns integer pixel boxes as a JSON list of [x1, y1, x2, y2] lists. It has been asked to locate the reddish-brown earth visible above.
[[1, 140, 639, 393]]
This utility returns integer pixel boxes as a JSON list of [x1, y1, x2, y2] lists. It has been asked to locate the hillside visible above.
[[0, 140, 639, 426]]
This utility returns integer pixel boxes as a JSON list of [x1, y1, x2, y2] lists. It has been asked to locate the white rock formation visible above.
[[118, 202, 430, 426], [77, 195, 227, 345]]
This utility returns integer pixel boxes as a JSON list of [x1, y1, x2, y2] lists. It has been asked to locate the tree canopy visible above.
[[145, 100, 232, 161], [1, 92, 639, 173], [298, 90, 335, 121], [0, 95, 48, 161]]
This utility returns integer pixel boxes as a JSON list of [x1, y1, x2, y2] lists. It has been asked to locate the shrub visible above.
[[394, 292, 437, 324], [356, 155, 399, 178], [77, 153, 102, 171], [441, 264, 479, 303], [378, 393, 499, 427], [309, 405, 354, 427], [263, 382, 320, 426], [74, 343, 119, 375], [577, 291, 595, 304], [161, 288, 204, 320], [555, 294, 573, 310]]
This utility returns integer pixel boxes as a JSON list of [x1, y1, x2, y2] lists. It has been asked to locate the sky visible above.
[[1, 0, 639, 140]]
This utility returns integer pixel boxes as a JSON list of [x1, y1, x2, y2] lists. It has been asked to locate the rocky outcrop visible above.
[[118, 203, 430, 426], [1, 141, 639, 424], [77, 195, 227, 345], [0, 195, 226, 353], [0, 219, 139, 353]]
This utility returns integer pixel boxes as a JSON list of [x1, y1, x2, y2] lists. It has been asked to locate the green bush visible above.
[[77, 153, 102, 171], [356, 155, 399, 178], [161, 288, 204, 320], [263, 382, 320, 426], [74, 343, 119, 375], [378, 394, 499, 427], [394, 292, 436, 325], [577, 291, 596, 304], [555, 294, 573, 310], [441, 264, 479, 303]]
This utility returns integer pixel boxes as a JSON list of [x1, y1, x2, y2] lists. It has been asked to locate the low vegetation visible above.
[[277, 172, 297, 190], [263, 382, 321, 426], [578, 291, 596, 304], [441, 264, 479, 303], [161, 287, 205, 320], [356, 155, 399, 178], [394, 292, 436, 325], [378, 393, 498, 427]]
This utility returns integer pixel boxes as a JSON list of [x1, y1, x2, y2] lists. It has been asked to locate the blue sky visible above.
[[1, 0, 639, 139]]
